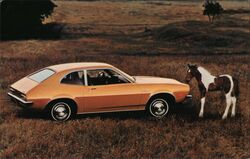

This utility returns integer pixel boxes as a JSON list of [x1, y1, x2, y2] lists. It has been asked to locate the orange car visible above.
[[8, 62, 191, 121]]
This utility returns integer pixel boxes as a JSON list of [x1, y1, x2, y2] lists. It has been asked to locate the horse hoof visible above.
[[231, 113, 236, 117], [199, 114, 203, 118], [222, 115, 227, 120]]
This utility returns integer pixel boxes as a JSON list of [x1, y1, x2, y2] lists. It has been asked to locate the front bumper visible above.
[[8, 92, 33, 108], [182, 94, 192, 104]]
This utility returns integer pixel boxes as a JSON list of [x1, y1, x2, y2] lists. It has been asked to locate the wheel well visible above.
[[45, 98, 78, 114], [147, 93, 175, 108]]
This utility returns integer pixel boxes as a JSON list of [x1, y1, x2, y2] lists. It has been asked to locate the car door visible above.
[[83, 68, 145, 113]]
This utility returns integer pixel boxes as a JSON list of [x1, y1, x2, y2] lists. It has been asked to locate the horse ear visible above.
[[187, 64, 191, 68], [194, 64, 198, 67]]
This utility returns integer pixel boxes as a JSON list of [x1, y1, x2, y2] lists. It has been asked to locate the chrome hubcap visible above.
[[150, 99, 168, 117], [52, 103, 70, 120]]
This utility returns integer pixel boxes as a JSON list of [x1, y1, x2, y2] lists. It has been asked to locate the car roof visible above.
[[47, 62, 113, 72]]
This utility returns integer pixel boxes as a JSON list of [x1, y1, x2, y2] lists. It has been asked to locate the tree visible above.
[[203, 0, 223, 22], [0, 0, 56, 39]]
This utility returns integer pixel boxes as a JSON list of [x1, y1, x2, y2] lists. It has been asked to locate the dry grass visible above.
[[0, 0, 250, 158]]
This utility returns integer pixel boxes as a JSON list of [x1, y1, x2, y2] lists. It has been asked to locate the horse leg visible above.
[[231, 96, 236, 117], [222, 94, 232, 120], [199, 97, 206, 118]]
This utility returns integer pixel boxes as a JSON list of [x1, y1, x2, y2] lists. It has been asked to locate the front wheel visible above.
[[50, 102, 72, 121], [148, 98, 170, 118]]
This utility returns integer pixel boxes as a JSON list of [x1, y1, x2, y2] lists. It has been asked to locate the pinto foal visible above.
[[185, 64, 239, 119]]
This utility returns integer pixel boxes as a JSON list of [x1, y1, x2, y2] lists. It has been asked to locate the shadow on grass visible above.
[[224, 9, 250, 14], [16, 102, 232, 122], [1, 23, 64, 41], [72, 103, 199, 121], [16, 109, 50, 120], [16, 103, 196, 120]]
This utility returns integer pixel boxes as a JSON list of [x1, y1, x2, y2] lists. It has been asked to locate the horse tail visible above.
[[233, 77, 239, 97]]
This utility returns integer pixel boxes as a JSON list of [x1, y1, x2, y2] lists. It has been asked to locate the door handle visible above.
[[90, 88, 96, 90]]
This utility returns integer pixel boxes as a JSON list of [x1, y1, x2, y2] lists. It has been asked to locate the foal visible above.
[[185, 64, 239, 119]]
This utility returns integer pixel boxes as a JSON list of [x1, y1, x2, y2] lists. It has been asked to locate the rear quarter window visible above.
[[61, 71, 84, 85], [28, 69, 55, 83]]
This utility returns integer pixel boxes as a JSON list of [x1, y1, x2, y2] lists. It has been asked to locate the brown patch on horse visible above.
[[192, 67, 207, 97], [185, 64, 207, 97], [208, 76, 231, 94], [198, 83, 207, 97], [232, 77, 239, 97]]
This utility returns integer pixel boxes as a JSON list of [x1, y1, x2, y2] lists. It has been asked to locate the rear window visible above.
[[29, 69, 55, 83]]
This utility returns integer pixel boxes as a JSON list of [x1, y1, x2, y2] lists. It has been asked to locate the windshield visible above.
[[28, 69, 55, 83], [113, 68, 135, 82]]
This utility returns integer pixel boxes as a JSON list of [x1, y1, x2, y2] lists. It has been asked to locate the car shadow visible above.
[[73, 110, 147, 121], [71, 102, 199, 121], [17, 103, 242, 121], [16, 103, 197, 121], [16, 109, 50, 120]]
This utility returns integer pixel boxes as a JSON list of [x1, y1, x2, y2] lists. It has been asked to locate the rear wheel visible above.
[[148, 98, 170, 118], [50, 102, 72, 121]]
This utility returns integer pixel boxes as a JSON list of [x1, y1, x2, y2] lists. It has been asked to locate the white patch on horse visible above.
[[199, 97, 206, 117], [197, 67, 215, 91]]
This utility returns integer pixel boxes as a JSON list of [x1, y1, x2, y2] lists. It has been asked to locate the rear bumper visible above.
[[7, 92, 33, 108]]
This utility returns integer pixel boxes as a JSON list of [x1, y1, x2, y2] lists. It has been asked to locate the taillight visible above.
[[20, 94, 27, 101], [9, 87, 27, 101]]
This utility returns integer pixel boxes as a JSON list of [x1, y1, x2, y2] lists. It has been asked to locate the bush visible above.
[[203, 0, 223, 22], [0, 0, 56, 40]]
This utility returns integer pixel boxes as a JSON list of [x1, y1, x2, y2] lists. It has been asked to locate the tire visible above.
[[50, 102, 72, 121], [148, 98, 170, 118]]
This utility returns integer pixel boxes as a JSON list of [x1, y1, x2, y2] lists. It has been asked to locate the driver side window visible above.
[[87, 69, 129, 86]]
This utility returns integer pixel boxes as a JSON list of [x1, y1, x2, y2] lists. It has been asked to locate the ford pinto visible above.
[[8, 62, 191, 121]]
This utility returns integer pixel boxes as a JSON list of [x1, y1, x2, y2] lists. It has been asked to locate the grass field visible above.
[[0, 0, 250, 158]]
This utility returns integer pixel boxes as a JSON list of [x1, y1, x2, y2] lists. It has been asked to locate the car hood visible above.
[[134, 76, 184, 85], [10, 77, 38, 94]]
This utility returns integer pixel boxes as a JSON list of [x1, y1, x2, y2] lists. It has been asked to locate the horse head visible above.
[[185, 64, 199, 83]]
